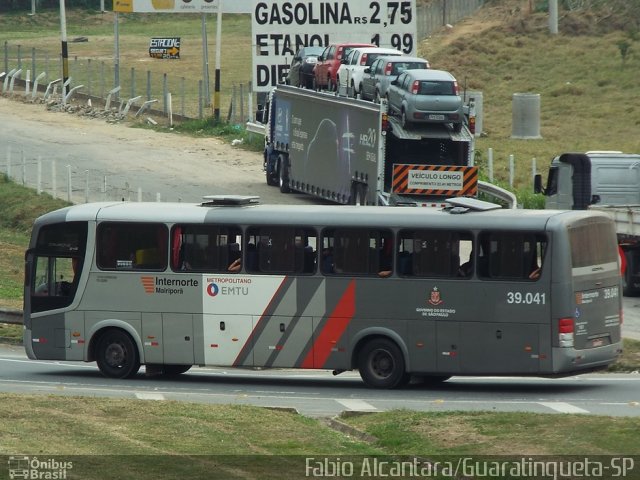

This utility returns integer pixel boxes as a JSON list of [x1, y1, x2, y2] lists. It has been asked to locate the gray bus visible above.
[[24, 197, 622, 388]]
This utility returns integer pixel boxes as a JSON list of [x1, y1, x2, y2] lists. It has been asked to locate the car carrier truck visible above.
[[534, 151, 640, 295], [257, 85, 481, 207]]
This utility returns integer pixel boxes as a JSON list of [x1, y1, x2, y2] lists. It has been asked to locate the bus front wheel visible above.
[[96, 329, 140, 379], [358, 338, 407, 389]]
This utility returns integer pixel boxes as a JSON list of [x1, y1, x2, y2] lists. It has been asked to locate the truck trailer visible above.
[[259, 85, 478, 206]]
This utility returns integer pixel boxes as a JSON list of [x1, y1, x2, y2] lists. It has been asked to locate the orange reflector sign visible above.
[[392, 164, 478, 196]]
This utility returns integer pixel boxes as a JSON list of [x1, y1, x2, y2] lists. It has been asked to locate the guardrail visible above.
[[0, 308, 22, 325]]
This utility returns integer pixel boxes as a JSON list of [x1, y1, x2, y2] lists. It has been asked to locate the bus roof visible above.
[[35, 201, 612, 232]]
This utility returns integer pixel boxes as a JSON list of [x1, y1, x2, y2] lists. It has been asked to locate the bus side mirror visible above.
[[533, 174, 544, 194]]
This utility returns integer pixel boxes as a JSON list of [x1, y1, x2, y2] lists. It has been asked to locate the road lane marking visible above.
[[336, 399, 377, 411], [135, 393, 165, 401], [538, 402, 589, 414]]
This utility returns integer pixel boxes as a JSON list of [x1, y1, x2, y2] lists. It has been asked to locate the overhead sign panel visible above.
[[252, 0, 417, 92], [114, 0, 220, 13]]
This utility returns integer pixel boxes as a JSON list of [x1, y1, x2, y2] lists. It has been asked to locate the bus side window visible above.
[[324, 228, 391, 276], [171, 225, 242, 272], [399, 230, 470, 278], [97, 222, 168, 271], [479, 232, 546, 280], [246, 227, 317, 274]]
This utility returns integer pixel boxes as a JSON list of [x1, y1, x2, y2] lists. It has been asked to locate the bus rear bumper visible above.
[[550, 342, 623, 374]]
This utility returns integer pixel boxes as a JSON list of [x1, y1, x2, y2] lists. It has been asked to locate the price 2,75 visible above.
[[369, 1, 413, 26]]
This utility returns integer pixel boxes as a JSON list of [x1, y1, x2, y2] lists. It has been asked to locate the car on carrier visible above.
[[387, 69, 464, 131], [286, 46, 325, 89], [336, 46, 403, 98], [360, 55, 430, 103], [313, 42, 374, 92]]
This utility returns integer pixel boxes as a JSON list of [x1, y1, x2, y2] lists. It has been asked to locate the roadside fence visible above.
[[1, 41, 253, 125], [1, 141, 537, 207], [2, 144, 180, 204]]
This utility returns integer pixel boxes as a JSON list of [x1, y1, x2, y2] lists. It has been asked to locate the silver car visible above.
[[386, 69, 464, 132], [360, 55, 430, 103]]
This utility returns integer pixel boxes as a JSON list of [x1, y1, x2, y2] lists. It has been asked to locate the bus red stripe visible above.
[[301, 280, 355, 369]]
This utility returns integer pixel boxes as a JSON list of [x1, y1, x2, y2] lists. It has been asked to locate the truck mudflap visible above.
[[391, 164, 478, 197]]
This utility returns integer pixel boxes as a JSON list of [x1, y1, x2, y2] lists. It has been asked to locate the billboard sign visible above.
[[251, 0, 417, 92], [114, 0, 220, 13], [149, 37, 181, 59]]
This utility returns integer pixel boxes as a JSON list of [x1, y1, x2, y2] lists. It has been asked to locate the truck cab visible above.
[[535, 152, 640, 209]]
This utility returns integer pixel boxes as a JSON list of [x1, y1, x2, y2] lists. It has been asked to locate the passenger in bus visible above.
[[529, 267, 541, 280], [321, 247, 334, 273], [378, 238, 393, 277], [228, 258, 242, 272]]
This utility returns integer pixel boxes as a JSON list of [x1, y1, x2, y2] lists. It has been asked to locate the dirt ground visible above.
[[0, 93, 295, 204]]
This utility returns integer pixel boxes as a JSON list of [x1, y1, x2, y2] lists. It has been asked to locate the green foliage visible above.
[[617, 39, 632, 66], [159, 117, 264, 152], [0, 174, 70, 235]]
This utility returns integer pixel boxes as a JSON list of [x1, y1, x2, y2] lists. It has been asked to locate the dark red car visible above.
[[313, 42, 374, 91]]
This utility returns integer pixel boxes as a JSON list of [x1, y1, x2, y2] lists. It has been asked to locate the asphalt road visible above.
[[0, 344, 638, 418]]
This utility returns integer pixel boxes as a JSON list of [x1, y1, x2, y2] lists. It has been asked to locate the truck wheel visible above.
[[358, 338, 407, 389], [623, 250, 640, 296], [266, 168, 277, 186], [96, 329, 140, 379], [265, 151, 277, 186], [357, 184, 368, 205], [278, 155, 290, 193]]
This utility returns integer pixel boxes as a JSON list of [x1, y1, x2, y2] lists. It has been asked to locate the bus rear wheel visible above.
[[358, 338, 407, 389], [96, 329, 140, 379]]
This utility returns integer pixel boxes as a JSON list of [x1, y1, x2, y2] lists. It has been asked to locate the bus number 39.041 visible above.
[[507, 291, 546, 305]]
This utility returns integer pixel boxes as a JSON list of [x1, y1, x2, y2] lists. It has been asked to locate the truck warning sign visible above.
[[149, 37, 181, 59]]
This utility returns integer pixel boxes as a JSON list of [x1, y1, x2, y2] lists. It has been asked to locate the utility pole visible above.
[[214, 0, 223, 121], [549, 0, 558, 34], [59, 0, 69, 97]]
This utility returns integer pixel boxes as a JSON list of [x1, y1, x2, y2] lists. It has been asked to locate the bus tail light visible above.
[[558, 317, 574, 348]]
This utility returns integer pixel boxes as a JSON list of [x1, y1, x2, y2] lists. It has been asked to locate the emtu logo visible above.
[[141, 276, 155, 294], [206, 283, 219, 297]]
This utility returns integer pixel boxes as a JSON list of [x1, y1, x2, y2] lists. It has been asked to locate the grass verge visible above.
[[0, 394, 638, 474]]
